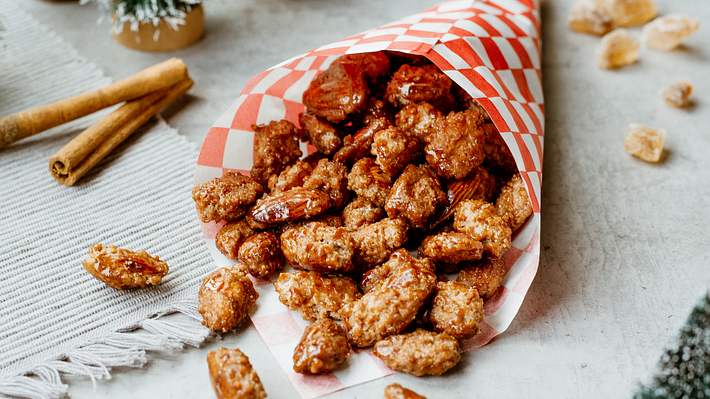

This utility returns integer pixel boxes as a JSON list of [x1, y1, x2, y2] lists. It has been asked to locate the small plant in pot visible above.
[[82, 0, 205, 52]]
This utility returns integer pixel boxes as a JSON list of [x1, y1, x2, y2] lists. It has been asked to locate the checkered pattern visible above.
[[195, 0, 542, 397]]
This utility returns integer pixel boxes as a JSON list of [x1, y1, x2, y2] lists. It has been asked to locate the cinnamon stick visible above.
[[0, 58, 189, 148], [49, 78, 193, 186]]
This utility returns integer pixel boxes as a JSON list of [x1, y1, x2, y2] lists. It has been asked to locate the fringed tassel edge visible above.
[[0, 300, 210, 399]]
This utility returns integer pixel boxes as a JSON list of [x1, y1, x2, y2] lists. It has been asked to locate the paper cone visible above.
[[195, 1, 543, 397]]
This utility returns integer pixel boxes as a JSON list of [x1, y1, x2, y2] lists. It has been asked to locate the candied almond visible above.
[[623, 123, 665, 163], [83, 244, 168, 290], [215, 219, 255, 260], [334, 116, 391, 165], [342, 196, 385, 230], [293, 319, 350, 374], [453, 199, 512, 258], [427, 281, 484, 339], [598, 29, 639, 69], [643, 15, 700, 51], [598, 0, 657, 27], [385, 164, 446, 228], [395, 102, 442, 142], [280, 222, 355, 273], [496, 173, 533, 232], [198, 267, 258, 333], [568, 0, 614, 35], [336, 52, 391, 83], [662, 81, 694, 109], [425, 108, 487, 179], [347, 158, 391, 207], [371, 126, 421, 178], [419, 231, 484, 266], [238, 232, 284, 279], [385, 383, 427, 399], [267, 160, 313, 193], [435, 167, 497, 227], [207, 348, 266, 399], [250, 187, 331, 226], [250, 120, 302, 185], [274, 271, 361, 321], [342, 250, 436, 347], [299, 112, 342, 155], [302, 159, 350, 209], [482, 123, 517, 174], [372, 329, 461, 376], [352, 217, 409, 268], [456, 257, 508, 299], [303, 61, 368, 123], [385, 64, 455, 110], [192, 171, 263, 223]]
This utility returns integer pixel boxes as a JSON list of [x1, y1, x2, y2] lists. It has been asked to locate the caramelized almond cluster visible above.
[[191, 51, 533, 379]]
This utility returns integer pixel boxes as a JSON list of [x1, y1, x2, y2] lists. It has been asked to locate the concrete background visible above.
[[19, 0, 710, 398]]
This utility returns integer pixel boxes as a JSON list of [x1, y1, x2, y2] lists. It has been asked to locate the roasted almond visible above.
[[250, 188, 331, 225], [434, 168, 496, 227], [334, 116, 390, 165]]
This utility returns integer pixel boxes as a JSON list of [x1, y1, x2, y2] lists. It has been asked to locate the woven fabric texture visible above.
[[0, 0, 213, 389]]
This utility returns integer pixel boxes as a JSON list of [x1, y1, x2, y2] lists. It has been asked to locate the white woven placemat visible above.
[[0, 2, 213, 397]]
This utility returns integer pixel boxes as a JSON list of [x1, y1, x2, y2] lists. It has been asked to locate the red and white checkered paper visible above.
[[195, 0, 543, 397]]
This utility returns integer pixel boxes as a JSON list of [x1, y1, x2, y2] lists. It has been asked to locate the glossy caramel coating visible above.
[[384, 383, 427, 399], [372, 329, 461, 376], [482, 122, 517, 174], [427, 281, 484, 339], [347, 158, 391, 207], [299, 112, 342, 155], [215, 219, 255, 260], [456, 257, 507, 300], [453, 199, 512, 258], [198, 267, 258, 333], [192, 171, 263, 223], [395, 102, 442, 141], [207, 348, 266, 399], [385, 64, 455, 110], [336, 52, 391, 83], [435, 167, 497, 227], [495, 173, 533, 231], [302, 159, 350, 209], [280, 222, 355, 273], [238, 232, 284, 279], [419, 231, 484, 265], [424, 109, 487, 180], [293, 319, 350, 374], [274, 270, 360, 321], [342, 196, 385, 230], [385, 164, 446, 228], [334, 117, 391, 165], [250, 188, 331, 226], [371, 126, 421, 178], [82, 243, 168, 289], [342, 250, 436, 347], [267, 160, 313, 193], [303, 61, 368, 123], [250, 120, 302, 185], [352, 217, 408, 268]]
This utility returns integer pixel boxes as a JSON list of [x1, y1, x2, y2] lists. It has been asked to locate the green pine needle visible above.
[[635, 293, 710, 399], [82, 0, 202, 30]]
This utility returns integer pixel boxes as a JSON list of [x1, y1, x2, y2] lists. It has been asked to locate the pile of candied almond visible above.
[[189, 50, 533, 397], [83, 50, 534, 399]]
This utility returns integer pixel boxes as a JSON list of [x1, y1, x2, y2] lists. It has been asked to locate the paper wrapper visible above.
[[195, 0, 543, 397]]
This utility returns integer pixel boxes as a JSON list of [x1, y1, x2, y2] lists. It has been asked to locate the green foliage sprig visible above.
[[81, 0, 202, 32]]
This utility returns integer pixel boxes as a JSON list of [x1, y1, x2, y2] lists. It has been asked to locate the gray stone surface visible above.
[[19, 0, 710, 398]]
